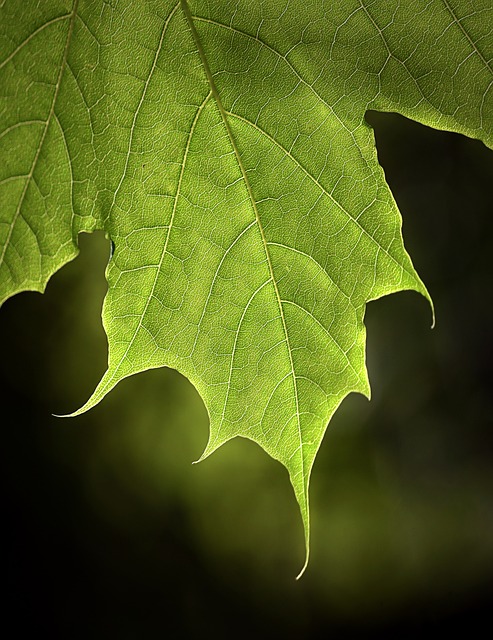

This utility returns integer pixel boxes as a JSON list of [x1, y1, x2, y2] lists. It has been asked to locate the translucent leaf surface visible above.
[[1, 0, 492, 573]]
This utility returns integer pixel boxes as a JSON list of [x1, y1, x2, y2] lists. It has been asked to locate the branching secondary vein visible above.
[[0, 0, 79, 269]]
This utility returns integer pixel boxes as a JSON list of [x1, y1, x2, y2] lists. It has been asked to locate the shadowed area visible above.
[[1, 113, 492, 636]]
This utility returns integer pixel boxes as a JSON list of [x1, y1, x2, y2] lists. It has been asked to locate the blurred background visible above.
[[1, 113, 492, 637]]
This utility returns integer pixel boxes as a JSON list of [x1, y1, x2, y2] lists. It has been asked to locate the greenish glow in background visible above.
[[1, 113, 492, 635]]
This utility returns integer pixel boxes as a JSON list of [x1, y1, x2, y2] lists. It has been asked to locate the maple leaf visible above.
[[1, 0, 492, 575]]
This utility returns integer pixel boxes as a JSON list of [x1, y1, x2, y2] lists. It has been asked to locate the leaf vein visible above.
[[180, 0, 306, 493], [107, 2, 180, 223], [98, 90, 212, 396], [0, 12, 71, 70], [0, 0, 78, 270], [227, 110, 413, 286]]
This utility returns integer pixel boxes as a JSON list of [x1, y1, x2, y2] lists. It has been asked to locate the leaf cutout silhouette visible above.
[[1, 0, 492, 575]]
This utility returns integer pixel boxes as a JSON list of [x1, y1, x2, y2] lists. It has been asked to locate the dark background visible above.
[[1, 112, 492, 637]]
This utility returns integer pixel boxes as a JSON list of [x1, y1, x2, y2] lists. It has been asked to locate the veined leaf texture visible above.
[[1, 0, 491, 573]]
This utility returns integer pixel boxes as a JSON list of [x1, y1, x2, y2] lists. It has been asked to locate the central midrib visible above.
[[179, 0, 306, 489]]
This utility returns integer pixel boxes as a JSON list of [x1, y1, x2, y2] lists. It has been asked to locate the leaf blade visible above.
[[1, 0, 491, 572]]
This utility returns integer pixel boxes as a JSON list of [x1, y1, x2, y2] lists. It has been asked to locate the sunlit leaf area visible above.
[[2, 113, 492, 635]]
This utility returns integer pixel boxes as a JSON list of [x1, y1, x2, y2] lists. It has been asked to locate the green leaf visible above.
[[1, 0, 492, 574]]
